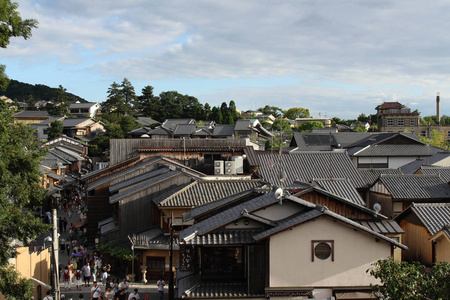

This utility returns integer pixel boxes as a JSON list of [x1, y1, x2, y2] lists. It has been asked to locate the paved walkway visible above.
[[54, 203, 170, 299]]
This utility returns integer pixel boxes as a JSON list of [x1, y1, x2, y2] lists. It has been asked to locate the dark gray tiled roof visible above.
[[353, 144, 441, 157], [313, 178, 365, 206], [148, 126, 173, 136], [162, 119, 195, 130], [358, 220, 404, 234], [87, 157, 161, 191], [62, 118, 91, 127], [38, 116, 65, 125], [348, 132, 421, 147], [358, 168, 404, 187], [109, 170, 182, 203], [212, 125, 235, 137], [188, 282, 256, 298], [52, 146, 84, 162], [136, 117, 159, 126], [157, 180, 263, 207], [184, 190, 257, 221], [47, 152, 71, 164], [234, 119, 254, 131], [377, 174, 450, 200], [420, 166, 450, 182], [180, 192, 278, 241], [109, 167, 170, 193], [70, 102, 98, 109], [186, 229, 260, 245], [253, 206, 407, 249], [173, 124, 197, 136], [46, 172, 65, 180], [12, 110, 50, 117], [257, 151, 366, 188], [400, 151, 450, 174], [406, 203, 450, 236], [192, 128, 212, 136]]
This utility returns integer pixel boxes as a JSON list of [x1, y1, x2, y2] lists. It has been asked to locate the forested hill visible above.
[[4, 79, 87, 103]]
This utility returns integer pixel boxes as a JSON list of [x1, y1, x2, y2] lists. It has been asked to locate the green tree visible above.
[[0, 65, 9, 91], [47, 119, 63, 140], [0, 107, 49, 299], [228, 100, 240, 124], [211, 106, 223, 124], [258, 105, 283, 117], [138, 85, 160, 118], [441, 115, 450, 125], [120, 78, 138, 113], [367, 258, 450, 299], [419, 129, 449, 149], [0, 0, 38, 48], [297, 121, 324, 132], [272, 118, 292, 131], [103, 82, 128, 115], [421, 116, 437, 125], [357, 113, 368, 122], [48, 85, 70, 115], [220, 102, 233, 124], [203, 103, 212, 120], [283, 107, 310, 120]]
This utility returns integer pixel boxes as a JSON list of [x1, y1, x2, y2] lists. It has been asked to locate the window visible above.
[[397, 119, 404, 126], [311, 240, 334, 261], [419, 131, 426, 137], [410, 118, 415, 126], [386, 119, 394, 126]]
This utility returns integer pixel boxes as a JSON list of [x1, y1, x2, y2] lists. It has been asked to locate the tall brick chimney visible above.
[[437, 92, 441, 125]]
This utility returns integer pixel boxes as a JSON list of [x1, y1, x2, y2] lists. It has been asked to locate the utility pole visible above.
[[169, 212, 174, 300], [52, 208, 60, 299]]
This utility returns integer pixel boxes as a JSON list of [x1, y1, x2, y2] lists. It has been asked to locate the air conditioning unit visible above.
[[214, 161, 224, 175], [225, 161, 236, 175], [232, 156, 244, 174]]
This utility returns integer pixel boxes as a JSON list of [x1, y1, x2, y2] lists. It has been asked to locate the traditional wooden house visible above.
[[177, 191, 406, 299], [369, 174, 450, 218], [11, 110, 52, 124], [394, 203, 450, 265]]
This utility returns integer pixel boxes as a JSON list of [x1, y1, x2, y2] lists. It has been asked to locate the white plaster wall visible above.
[[269, 217, 391, 288], [253, 202, 303, 221], [388, 157, 416, 169]]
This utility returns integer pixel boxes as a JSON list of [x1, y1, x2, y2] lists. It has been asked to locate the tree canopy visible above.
[[297, 121, 324, 132], [47, 119, 63, 140], [284, 107, 310, 119], [368, 258, 450, 299], [0, 106, 49, 298]]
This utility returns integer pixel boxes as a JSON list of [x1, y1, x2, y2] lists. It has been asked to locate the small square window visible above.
[[410, 119, 415, 126], [420, 131, 426, 137], [311, 240, 334, 261], [386, 119, 394, 126], [397, 119, 404, 126]]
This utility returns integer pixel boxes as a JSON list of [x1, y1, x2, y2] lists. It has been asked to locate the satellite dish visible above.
[[373, 203, 381, 213], [275, 188, 283, 200]]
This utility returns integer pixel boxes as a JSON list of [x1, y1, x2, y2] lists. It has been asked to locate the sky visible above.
[[2, 0, 450, 119]]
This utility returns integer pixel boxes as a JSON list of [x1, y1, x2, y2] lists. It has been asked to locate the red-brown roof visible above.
[[376, 101, 404, 110]]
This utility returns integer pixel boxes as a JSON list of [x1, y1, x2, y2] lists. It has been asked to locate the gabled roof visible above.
[[109, 170, 183, 203], [148, 126, 173, 136], [70, 102, 99, 109], [400, 151, 450, 174], [419, 166, 450, 182], [256, 151, 366, 188], [109, 167, 171, 193], [352, 144, 441, 157], [192, 128, 212, 136], [212, 125, 235, 137], [374, 174, 450, 200], [312, 178, 365, 206], [376, 101, 404, 110], [62, 118, 94, 128], [358, 168, 404, 187], [234, 119, 255, 131], [395, 203, 450, 237], [135, 117, 159, 127], [12, 110, 50, 118], [155, 180, 263, 208], [42, 135, 89, 147], [35, 116, 65, 126], [180, 192, 279, 241], [162, 119, 195, 130], [252, 204, 406, 249], [179, 192, 406, 249], [51, 146, 84, 162], [173, 124, 197, 136]]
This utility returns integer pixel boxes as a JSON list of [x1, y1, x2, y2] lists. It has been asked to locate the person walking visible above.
[[62, 266, 71, 291], [90, 281, 102, 300], [156, 276, 165, 300], [82, 262, 91, 287], [74, 267, 83, 291], [118, 277, 129, 300], [128, 288, 140, 300]]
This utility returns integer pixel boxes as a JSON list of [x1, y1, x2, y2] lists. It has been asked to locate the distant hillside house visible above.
[[70, 102, 101, 118], [12, 110, 52, 125], [295, 117, 332, 128]]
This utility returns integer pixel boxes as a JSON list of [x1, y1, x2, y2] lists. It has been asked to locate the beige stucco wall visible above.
[[0, 247, 51, 300], [435, 235, 450, 263], [270, 217, 391, 288]]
